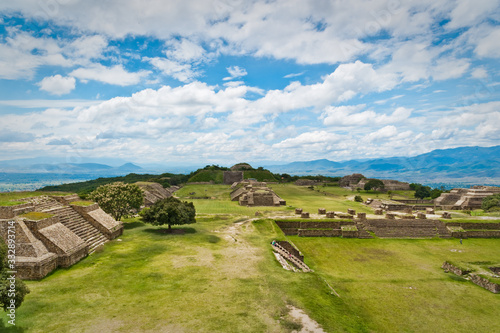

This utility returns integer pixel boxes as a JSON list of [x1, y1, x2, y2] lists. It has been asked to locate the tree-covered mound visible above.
[[187, 165, 278, 183], [38, 172, 189, 197]]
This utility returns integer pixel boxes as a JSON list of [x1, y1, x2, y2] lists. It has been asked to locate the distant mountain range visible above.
[[266, 145, 500, 185], [0, 159, 144, 175], [0, 145, 498, 188]]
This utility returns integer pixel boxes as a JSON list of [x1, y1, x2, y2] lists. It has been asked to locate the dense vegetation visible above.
[[0, 239, 30, 313], [186, 165, 279, 183], [88, 182, 144, 220], [482, 193, 500, 212], [410, 183, 446, 199], [38, 172, 189, 197]]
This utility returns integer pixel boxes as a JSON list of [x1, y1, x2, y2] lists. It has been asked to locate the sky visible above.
[[0, 0, 499, 167]]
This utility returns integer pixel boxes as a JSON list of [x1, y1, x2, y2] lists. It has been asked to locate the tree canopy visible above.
[[482, 193, 500, 212], [0, 238, 30, 312], [140, 197, 196, 231], [364, 179, 385, 191], [88, 182, 144, 220]]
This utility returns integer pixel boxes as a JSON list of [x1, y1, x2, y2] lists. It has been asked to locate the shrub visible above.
[[354, 195, 363, 202]]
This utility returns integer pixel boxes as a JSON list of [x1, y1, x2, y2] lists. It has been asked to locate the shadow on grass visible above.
[[447, 274, 469, 282], [0, 320, 26, 332], [143, 227, 197, 235], [123, 221, 145, 230]]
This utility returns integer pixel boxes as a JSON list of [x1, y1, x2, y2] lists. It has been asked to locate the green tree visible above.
[[364, 179, 384, 191], [414, 186, 431, 199], [88, 182, 143, 220], [482, 193, 500, 212], [0, 238, 30, 312], [140, 197, 196, 231]]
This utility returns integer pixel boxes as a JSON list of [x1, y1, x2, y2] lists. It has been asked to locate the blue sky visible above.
[[0, 0, 499, 167]]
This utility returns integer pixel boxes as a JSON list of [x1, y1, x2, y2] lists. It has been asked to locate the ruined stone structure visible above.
[[339, 173, 410, 191], [230, 183, 286, 207], [339, 173, 365, 188], [136, 182, 178, 207], [223, 171, 244, 185], [443, 262, 500, 294], [434, 186, 500, 210], [0, 194, 123, 279]]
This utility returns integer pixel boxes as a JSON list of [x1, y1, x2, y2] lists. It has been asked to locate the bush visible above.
[[482, 194, 500, 212], [354, 195, 363, 202]]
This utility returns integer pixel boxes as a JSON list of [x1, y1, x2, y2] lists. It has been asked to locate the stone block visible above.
[[318, 208, 326, 214], [347, 209, 356, 215], [326, 211, 335, 218], [295, 208, 303, 214], [357, 212, 366, 220], [301, 212, 310, 218]]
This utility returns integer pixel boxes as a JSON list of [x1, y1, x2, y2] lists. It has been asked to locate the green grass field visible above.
[[2, 184, 500, 332]]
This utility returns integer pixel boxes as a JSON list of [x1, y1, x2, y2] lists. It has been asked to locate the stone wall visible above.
[[0, 203, 34, 219], [446, 222, 500, 230], [15, 253, 59, 280], [442, 261, 500, 294], [341, 226, 359, 238], [466, 230, 500, 238], [470, 274, 500, 294], [276, 241, 304, 261], [442, 261, 471, 275], [223, 171, 244, 185], [298, 229, 342, 237]]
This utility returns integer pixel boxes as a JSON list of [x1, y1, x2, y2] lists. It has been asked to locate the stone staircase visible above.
[[47, 206, 108, 253], [356, 222, 374, 239], [273, 243, 311, 272], [362, 219, 451, 239]]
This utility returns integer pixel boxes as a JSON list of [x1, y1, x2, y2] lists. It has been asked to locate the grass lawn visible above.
[[0, 191, 74, 206], [2, 184, 500, 332]]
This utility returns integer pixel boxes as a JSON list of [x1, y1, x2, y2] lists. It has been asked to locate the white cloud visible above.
[[322, 105, 412, 127], [38, 75, 76, 95], [475, 27, 500, 58], [65, 35, 108, 62], [273, 131, 341, 149], [364, 125, 398, 141], [228, 60, 399, 125], [0, 29, 70, 79], [471, 67, 488, 79], [165, 38, 206, 63], [146, 57, 198, 82], [284, 72, 304, 79], [446, 0, 499, 29], [223, 66, 247, 81], [70, 64, 150, 86]]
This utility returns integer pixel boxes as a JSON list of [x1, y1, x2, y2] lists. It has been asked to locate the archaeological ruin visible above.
[[339, 173, 411, 191], [434, 186, 500, 210], [275, 208, 500, 240], [0, 194, 123, 279], [230, 181, 286, 206], [136, 182, 179, 206]]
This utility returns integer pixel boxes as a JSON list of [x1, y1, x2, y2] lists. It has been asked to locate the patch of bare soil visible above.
[[287, 305, 326, 333]]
